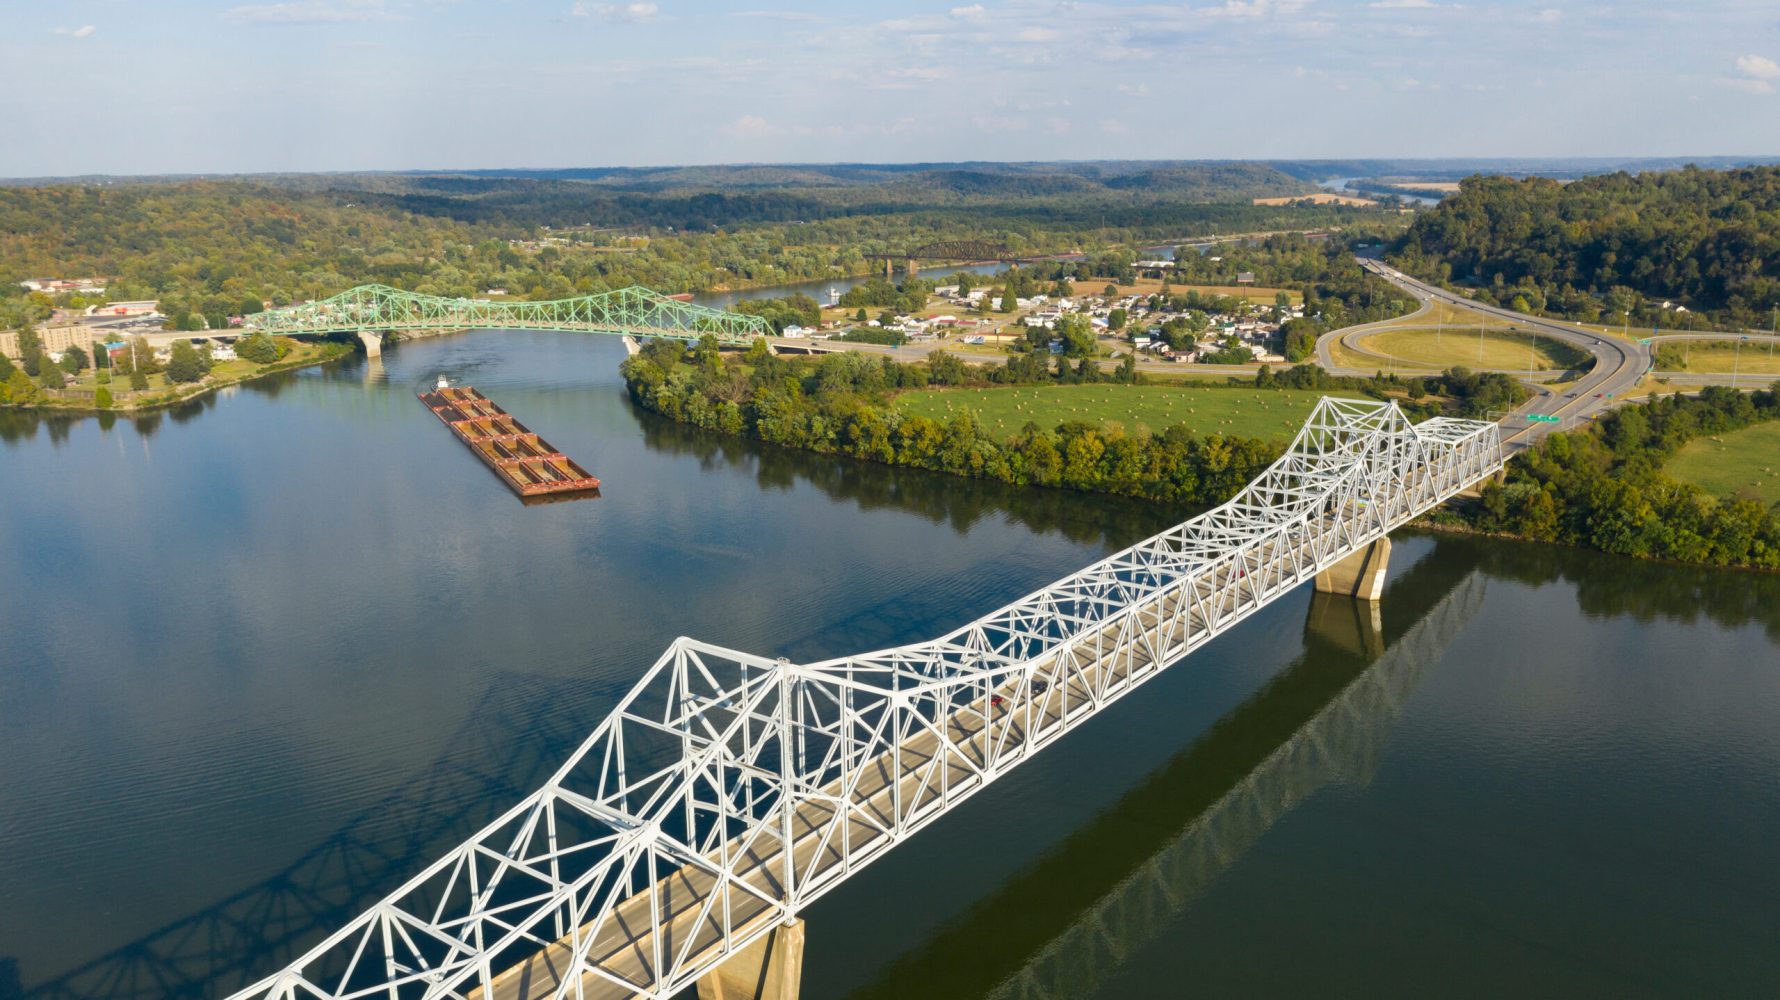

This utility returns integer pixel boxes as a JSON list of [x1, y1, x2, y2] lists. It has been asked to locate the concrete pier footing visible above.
[[1304, 590, 1385, 658], [357, 330, 382, 358], [1314, 537, 1391, 602], [622, 335, 642, 357], [696, 920, 805, 1000]]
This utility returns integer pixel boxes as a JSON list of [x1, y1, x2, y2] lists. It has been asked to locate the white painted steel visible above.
[[231, 397, 1501, 1000]]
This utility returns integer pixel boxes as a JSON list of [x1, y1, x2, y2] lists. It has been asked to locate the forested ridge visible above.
[[1391, 166, 1780, 328], [1, 166, 1383, 333]]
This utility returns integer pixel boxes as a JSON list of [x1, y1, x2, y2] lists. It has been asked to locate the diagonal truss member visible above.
[[244, 285, 770, 343], [233, 397, 1502, 1000]]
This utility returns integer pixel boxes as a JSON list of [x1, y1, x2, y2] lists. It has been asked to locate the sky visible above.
[[4, 0, 1779, 177]]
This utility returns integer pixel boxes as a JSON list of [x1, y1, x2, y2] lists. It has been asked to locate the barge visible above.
[[418, 384, 601, 500]]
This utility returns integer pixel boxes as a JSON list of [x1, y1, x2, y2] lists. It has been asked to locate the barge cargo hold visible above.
[[418, 385, 602, 500]]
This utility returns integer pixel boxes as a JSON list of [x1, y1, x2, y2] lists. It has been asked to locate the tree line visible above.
[[621, 339, 1277, 506], [1462, 384, 1780, 569]]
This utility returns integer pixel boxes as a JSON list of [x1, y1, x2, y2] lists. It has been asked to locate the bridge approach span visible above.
[[244, 284, 770, 347], [233, 397, 1501, 1000]]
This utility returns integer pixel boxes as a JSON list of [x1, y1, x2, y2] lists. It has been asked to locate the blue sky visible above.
[[5, 0, 1778, 176]]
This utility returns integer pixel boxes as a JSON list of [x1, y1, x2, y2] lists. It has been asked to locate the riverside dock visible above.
[[418, 385, 601, 499]]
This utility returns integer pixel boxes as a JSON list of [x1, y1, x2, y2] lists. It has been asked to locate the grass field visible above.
[[1655, 340, 1780, 376], [1357, 328, 1590, 372], [1666, 422, 1780, 505], [1377, 299, 1512, 331], [893, 384, 1358, 442]]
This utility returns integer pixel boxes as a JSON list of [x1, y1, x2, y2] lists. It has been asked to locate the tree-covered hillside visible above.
[[1389, 166, 1780, 328], [0, 168, 1385, 332]]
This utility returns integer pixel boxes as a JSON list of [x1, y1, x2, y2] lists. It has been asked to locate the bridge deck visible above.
[[476, 493, 1415, 999]]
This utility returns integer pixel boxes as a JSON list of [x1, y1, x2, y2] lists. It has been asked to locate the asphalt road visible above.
[[1355, 262, 1653, 450]]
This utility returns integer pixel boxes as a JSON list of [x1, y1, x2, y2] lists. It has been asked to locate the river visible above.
[[1, 331, 1775, 999]]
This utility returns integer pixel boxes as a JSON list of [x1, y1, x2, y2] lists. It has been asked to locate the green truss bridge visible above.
[[244, 284, 770, 356]]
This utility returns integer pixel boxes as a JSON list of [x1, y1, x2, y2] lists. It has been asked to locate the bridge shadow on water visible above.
[[8, 670, 614, 1000], [838, 543, 1488, 1000]]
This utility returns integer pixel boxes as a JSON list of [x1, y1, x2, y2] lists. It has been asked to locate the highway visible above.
[[1354, 261, 1652, 449]]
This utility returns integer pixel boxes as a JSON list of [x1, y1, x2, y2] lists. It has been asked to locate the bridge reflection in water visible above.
[[843, 548, 1484, 1000], [14, 544, 1481, 1000], [14, 672, 609, 1000]]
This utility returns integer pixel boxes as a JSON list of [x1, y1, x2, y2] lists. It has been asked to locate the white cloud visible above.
[[718, 115, 777, 139], [1530, 8, 1562, 22], [727, 10, 819, 20], [224, 1, 394, 24], [1117, 82, 1150, 97], [1369, 0, 1437, 7], [1723, 77, 1774, 94], [572, 2, 658, 22], [52, 25, 98, 38], [1735, 54, 1780, 80], [949, 4, 987, 20]]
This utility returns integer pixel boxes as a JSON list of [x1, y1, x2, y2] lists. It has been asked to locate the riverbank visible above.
[[0, 340, 353, 414], [622, 349, 1780, 571]]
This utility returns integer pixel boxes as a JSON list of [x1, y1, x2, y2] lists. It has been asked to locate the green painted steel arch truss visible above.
[[244, 284, 770, 343]]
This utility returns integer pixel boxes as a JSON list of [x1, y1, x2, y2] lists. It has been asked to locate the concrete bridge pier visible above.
[[1304, 590, 1384, 658], [1314, 537, 1391, 602], [696, 919, 804, 1000], [622, 335, 642, 357], [356, 330, 382, 358]]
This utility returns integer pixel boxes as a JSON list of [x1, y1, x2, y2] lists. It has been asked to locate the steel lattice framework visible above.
[[234, 397, 1501, 1000], [244, 285, 769, 343]]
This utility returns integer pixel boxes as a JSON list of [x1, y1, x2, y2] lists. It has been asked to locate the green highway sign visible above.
[[1529, 414, 1561, 423]]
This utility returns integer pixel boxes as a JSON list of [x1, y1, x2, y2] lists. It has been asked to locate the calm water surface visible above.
[[1, 331, 1776, 999]]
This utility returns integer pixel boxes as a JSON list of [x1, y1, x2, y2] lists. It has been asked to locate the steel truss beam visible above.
[[232, 397, 1502, 1000], [244, 285, 770, 343]]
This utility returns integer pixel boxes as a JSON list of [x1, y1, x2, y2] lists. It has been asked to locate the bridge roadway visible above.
[[474, 466, 1485, 997]]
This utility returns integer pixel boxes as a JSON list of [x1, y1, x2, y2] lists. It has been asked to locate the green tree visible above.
[[6, 368, 40, 404], [17, 323, 44, 377], [60, 343, 89, 374], [238, 333, 281, 364], [95, 385, 113, 409], [166, 340, 207, 383], [129, 367, 149, 391]]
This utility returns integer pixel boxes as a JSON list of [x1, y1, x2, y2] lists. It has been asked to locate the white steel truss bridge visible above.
[[234, 397, 1502, 1000]]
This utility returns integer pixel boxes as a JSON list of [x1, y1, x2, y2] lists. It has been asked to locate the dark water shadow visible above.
[[840, 540, 1485, 1000], [12, 671, 607, 1000], [630, 405, 1183, 553], [1415, 530, 1780, 644]]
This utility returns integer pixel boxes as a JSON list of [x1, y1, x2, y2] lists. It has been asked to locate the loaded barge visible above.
[[418, 383, 601, 499]]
